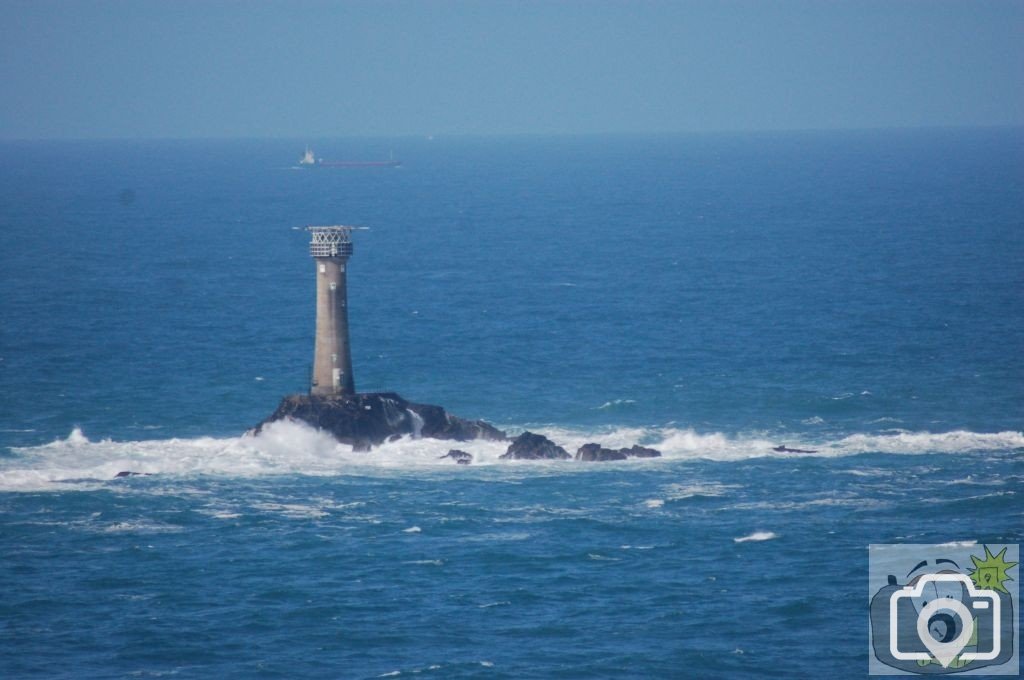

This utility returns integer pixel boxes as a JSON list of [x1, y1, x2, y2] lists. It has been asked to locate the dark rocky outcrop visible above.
[[499, 432, 570, 460], [256, 392, 506, 451], [575, 443, 627, 462], [114, 471, 151, 478], [621, 445, 661, 458], [575, 443, 662, 462], [256, 393, 662, 462], [440, 449, 473, 465]]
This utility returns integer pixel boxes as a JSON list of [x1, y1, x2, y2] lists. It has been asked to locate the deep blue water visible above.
[[1, 130, 1022, 678]]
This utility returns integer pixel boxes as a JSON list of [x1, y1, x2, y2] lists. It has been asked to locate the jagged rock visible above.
[[256, 392, 506, 451], [575, 443, 627, 462], [575, 443, 662, 462], [440, 449, 473, 465], [621, 445, 661, 458], [500, 432, 570, 460]]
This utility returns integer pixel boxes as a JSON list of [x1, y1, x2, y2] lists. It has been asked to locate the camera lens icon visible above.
[[915, 598, 974, 666], [890, 573, 1001, 668]]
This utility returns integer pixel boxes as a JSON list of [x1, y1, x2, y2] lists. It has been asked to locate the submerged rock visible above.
[[440, 449, 473, 465], [575, 443, 662, 462], [256, 392, 506, 451], [500, 432, 570, 460], [772, 445, 818, 454], [114, 471, 151, 478]]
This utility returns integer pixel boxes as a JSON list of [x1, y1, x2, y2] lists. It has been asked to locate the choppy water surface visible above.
[[1, 130, 1022, 678]]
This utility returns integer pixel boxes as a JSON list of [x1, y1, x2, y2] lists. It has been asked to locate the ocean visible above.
[[1, 129, 1022, 678]]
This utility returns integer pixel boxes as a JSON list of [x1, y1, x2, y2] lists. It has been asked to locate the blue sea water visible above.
[[1, 129, 1022, 678]]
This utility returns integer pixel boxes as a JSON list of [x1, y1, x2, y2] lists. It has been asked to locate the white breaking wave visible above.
[[825, 430, 1024, 455], [595, 399, 637, 410], [406, 409, 425, 438], [734, 531, 778, 543], [1, 421, 1022, 492]]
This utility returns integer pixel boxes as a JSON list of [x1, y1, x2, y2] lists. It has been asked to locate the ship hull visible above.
[[316, 160, 401, 168]]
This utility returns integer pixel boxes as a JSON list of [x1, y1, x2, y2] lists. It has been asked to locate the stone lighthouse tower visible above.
[[308, 225, 362, 396]]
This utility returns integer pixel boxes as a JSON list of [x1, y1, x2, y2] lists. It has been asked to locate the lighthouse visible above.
[[308, 225, 362, 396], [255, 224, 507, 449]]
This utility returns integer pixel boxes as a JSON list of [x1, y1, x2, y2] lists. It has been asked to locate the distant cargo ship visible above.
[[299, 146, 401, 168]]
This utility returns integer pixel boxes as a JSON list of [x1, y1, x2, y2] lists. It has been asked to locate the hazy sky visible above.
[[1, 0, 1022, 139]]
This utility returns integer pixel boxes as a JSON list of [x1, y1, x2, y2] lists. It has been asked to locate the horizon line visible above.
[[2, 123, 1022, 143]]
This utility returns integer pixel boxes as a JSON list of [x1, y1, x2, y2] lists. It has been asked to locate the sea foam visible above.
[[2, 421, 1022, 492]]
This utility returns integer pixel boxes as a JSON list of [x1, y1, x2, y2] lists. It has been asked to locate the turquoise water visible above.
[[1, 130, 1022, 678]]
